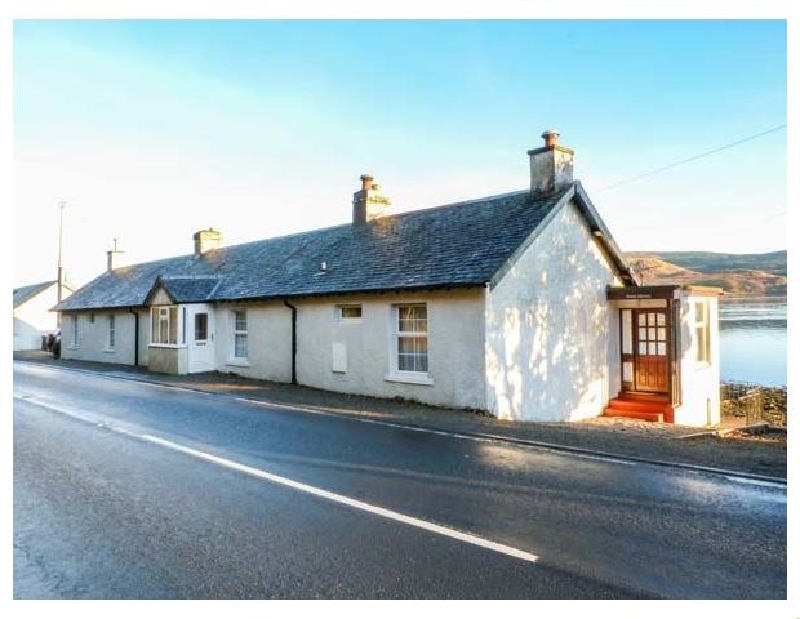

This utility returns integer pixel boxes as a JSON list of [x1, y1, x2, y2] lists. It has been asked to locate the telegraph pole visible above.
[[57, 201, 65, 322]]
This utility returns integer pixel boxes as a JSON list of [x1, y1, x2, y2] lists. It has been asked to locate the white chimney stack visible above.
[[528, 129, 574, 195], [193, 228, 223, 255]]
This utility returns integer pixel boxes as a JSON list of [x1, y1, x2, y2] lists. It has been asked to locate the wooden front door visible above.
[[633, 309, 669, 393]]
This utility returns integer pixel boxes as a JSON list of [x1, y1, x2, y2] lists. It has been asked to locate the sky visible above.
[[13, 19, 787, 288]]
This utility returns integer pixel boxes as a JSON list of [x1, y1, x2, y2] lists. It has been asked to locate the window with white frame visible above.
[[394, 304, 428, 373], [694, 299, 711, 363], [71, 315, 78, 347], [151, 306, 178, 345], [336, 304, 362, 322], [108, 315, 116, 349], [233, 310, 248, 358]]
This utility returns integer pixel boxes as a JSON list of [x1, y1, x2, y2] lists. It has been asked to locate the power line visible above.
[[595, 124, 787, 193]]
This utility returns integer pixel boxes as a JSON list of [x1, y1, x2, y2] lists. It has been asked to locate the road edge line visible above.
[[15, 361, 787, 487]]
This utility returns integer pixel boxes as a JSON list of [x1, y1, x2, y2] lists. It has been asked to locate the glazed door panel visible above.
[[633, 309, 669, 393]]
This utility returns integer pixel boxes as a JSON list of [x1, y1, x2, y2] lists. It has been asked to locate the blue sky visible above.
[[13, 19, 787, 287]]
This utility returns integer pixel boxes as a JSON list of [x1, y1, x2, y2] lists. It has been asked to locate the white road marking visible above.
[[14, 394, 540, 565], [16, 363, 787, 487], [569, 453, 636, 466], [724, 476, 787, 490]]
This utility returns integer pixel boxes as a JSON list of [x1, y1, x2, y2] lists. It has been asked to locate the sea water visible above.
[[719, 298, 787, 386]]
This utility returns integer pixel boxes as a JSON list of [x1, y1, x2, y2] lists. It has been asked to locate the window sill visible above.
[[102, 348, 116, 353], [66, 345, 79, 351], [385, 372, 434, 386], [227, 358, 250, 367]]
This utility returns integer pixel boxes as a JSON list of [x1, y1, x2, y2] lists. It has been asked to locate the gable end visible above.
[[488, 182, 636, 289]]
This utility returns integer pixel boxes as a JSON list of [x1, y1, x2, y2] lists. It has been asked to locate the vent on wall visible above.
[[332, 342, 347, 373]]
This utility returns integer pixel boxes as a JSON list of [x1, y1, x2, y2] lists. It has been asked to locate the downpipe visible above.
[[129, 307, 139, 366], [283, 298, 297, 385]]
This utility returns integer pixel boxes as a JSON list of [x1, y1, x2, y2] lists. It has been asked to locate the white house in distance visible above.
[[13, 280, 71, 350], [55, 131, 722, 426]]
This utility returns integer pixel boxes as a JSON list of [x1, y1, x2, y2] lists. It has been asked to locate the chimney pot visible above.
[[541, 129, 560, 148], [360, 174, 374, 191]]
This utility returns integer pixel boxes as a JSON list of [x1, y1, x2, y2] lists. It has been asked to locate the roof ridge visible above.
[[66, 189, 535, 277], [379, 188, 532, 220], [54, 184, 579, 311]]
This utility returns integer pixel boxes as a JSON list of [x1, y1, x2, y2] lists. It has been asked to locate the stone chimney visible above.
[[528, 129, 574, 195], [193, 228, 223, 255], [352, 174, 391, 224], [106, 239, 125, 273]]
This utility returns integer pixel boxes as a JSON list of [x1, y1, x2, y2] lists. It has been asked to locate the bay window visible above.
[[151, 306, 178, 345]]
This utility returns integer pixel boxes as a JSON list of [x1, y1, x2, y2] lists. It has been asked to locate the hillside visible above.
[[625, 250, 786, 277], [624, 251, 787, 297]]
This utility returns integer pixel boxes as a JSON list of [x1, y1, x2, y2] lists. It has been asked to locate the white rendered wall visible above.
[[213, 301, 293, 383], [674, 294, 721, 426], [60, 310, 136, 365], [294, 289, 486, 409], [13, 285, 62, 350], [485, 200, 621, 422]]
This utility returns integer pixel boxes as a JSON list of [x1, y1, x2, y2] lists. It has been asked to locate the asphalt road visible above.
[[13, 362, 786, 599]]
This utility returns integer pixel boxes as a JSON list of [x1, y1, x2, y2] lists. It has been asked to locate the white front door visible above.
[[188, 304, 215, 373]]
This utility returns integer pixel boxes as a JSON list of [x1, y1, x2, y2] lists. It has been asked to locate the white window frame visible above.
[[231, 309, 249, 362], [694, 299, 711, 364], [105, 314, 116, 351], [69, 314, 79, 349], [150, 306, 180, 347], [336, 304, 363, 323], [386, 303, 433, 385]]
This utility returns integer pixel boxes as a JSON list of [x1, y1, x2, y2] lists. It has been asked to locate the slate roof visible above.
[[13, 281, 56, 308], [55, 182, 634, 312]]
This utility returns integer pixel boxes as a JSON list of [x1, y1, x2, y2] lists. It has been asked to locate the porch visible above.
[[606, 284, 723, 425]]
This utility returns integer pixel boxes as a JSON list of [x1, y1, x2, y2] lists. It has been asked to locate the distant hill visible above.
[[624, 251, 787, 297]]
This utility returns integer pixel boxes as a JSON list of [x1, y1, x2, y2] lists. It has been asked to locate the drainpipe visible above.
[[129, 307, 139, 366], [283, 298, 297, 385]]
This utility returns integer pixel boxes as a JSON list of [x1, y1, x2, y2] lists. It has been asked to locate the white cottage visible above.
[[55, 131, 722, 426], [13, 280, 71, 351]]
